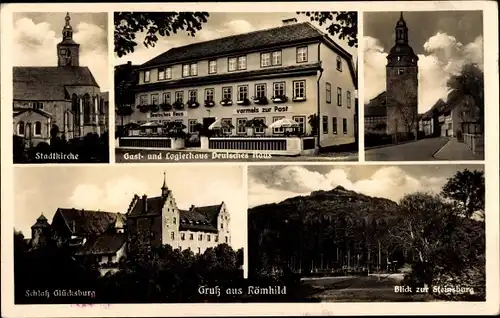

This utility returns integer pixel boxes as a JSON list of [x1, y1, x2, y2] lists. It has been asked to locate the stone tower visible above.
[[386, 12, 419, 139], [31, 213, 51, 249], [57, 12, 80, 67]]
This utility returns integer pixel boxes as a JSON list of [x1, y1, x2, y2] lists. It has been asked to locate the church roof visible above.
[[54, 208, 123, 236], [13, 66, 99, 101], [75, 232, 127, 256]]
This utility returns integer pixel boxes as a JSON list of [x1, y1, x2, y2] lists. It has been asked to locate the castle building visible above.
[[13, 13, 107, 147], [29, 173, 230, 273], [116, 19, 357, 149], [365, 12, 419, 138], [126, 173, 231, 254]]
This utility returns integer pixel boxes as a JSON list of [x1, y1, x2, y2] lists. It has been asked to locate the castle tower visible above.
[[161, 171, 168, 197], [386, 12, 419, 139], [31, 213, 51, 249], [57, 12, 80, 67]]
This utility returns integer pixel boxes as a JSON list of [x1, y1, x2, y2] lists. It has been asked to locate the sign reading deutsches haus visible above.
[[233, 105, 293, 115], [149, 111, 187, 118]]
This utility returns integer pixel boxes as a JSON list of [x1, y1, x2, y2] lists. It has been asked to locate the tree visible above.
[[114, 12, 210, 57], [390, 193, 456, 288], [297, 12, 357, 48], [395, 79, 418, 140], [447, 63, 484, 134], [441, 169, 485, 218]]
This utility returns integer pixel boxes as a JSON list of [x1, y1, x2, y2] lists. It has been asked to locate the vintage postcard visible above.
[[1, 1, 499, 318], [10, 12, 110, 163]]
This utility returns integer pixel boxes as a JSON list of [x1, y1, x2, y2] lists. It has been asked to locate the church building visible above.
[[29, 173, 231, 274], [13, 13, 107, 147], [365, 12, 419, 139]]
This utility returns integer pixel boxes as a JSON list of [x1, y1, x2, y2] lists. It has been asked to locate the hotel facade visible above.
[[117, 19, 357, 154]]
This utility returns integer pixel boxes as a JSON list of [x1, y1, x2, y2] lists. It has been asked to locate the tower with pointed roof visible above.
[[161, 171, 168, 197], [31, 213, 52, 249], [385, 12, 419, 138], [57, 12, 80, 67]]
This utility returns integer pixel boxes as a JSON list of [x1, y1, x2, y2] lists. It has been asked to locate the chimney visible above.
[[127, 61, 132, 66], [282, 18, 297, 26], [142, 195, 148, 213], [190, 204, 195, 210]]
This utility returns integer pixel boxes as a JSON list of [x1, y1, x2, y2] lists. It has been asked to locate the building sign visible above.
[[149, 111, 187, 118], [233, 105, 293, 115]]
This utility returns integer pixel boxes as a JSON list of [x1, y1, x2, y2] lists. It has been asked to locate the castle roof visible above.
[[54, 208, 124, 236], [13, 66, 99, 101], [75, 232, 127, 256], [127, 194, 223, 233], [31, 214, 50, 228]]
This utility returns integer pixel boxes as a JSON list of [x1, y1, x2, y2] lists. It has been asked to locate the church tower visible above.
[[385, 12, 419, 139], [57, 12, 80, 67]]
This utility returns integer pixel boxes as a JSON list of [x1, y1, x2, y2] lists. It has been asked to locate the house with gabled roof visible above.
[[13, 13, 107, 147], [117, 17, 357, 151]]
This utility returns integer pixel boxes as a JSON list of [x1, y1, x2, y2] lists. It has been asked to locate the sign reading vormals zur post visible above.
[[234, 105, 293, 115]]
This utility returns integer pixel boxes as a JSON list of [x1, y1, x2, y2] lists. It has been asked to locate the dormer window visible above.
[[398, 69, 404, 75]]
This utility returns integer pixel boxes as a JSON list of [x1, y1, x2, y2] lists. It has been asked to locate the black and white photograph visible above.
[[363, 11, 484, 161], [248, 165, 485, 302], [13, 166, 245, 303], [114, 12, 359, 162], [12, 12, 110, 163]]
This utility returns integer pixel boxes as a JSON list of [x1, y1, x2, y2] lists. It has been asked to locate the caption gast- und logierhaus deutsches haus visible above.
[[115, 18, 358, 156], [13, 13, 108, 148]]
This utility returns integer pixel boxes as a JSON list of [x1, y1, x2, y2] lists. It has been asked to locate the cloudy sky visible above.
[[248, 164, 484, 208], [12, 12, 109, 92], [14, 165, 245, 249], [364, 11, 483, 113], [115, 12, 358, 66]]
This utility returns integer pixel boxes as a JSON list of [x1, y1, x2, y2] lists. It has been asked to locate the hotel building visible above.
[[117, 18, 357, 152]]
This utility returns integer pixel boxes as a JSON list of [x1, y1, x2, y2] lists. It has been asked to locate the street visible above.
[[302, 274, 431, 302], [365, 137, 451, 161], [115, 148, 359, 163]]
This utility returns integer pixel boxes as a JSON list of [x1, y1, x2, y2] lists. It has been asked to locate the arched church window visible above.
[[83, 94, 91, 124], [25, 123, 32, 138], [17, 121, 25, 136], [34, 122, 42, 136]]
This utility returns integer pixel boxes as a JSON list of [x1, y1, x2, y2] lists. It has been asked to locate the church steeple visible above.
[[161, 171, 168, 197], [57, 12, 80, 67], [395, 12, 409, 45], [62, 12, 73, 40]]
